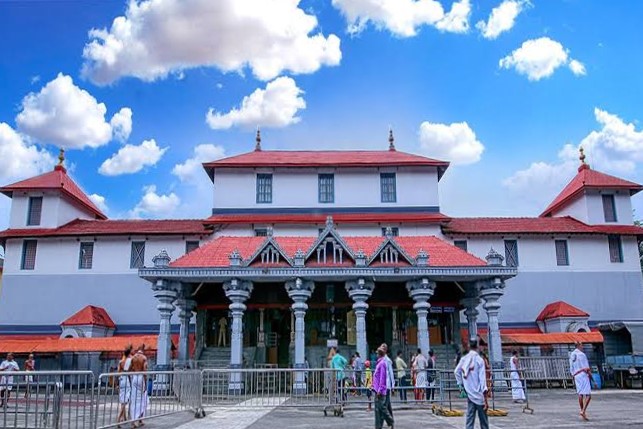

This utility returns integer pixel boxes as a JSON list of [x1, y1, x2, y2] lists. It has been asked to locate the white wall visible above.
[[217, 223, 443, 237], [212, 167, 440, 209], [3, 235, 203, 275], [9, 192, 94, 229], [452, 235, 641, 272], [555, 197, 588, 223], [554, 190, 634, 225]]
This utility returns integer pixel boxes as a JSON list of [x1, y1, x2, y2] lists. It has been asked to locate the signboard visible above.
[[327, 339, 338, 348], [430, 307, 443, 313]]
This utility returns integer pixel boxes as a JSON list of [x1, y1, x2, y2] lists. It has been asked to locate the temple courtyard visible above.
[[145, 389, 643, 429]]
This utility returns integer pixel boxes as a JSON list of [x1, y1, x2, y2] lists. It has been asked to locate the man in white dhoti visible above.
[[509, 350, 526, 403], [129, 345, 149, 428], [0, 353, 20, 408], [569, 341, 592, 421]]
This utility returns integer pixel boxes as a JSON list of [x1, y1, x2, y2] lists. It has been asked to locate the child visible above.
[[364, 360, 373, 411]]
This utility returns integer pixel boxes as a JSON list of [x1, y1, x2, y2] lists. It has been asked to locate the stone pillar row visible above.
[[286, 279, 314, 393], [345, 279, 374, 360], [406, 279, 436, 356]]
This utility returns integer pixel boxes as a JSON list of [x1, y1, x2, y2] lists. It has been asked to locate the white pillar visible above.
[[346, 278, 374, 360], [480, 278, 505, 368], [176, 296, 196, 364], [223, 279, 253, 393], [286, 278, 314, 394], [406, 279, 436, 356], [152, 280, 177, 370]]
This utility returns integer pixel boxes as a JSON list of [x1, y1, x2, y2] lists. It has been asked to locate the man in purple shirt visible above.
[[373, 347, 394, 429]]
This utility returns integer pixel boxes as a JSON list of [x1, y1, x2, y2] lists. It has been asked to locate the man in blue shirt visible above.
[[331, 348, 348, 403]]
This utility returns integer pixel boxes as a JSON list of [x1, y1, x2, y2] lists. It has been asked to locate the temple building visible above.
[[1, 132, 642, 376]]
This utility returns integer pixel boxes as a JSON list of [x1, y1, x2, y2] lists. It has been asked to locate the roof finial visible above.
[[388, 126, 396, 151], [255, 126, 262, 151], [55, 148, 66, 172], [578, 146, 589, 171]]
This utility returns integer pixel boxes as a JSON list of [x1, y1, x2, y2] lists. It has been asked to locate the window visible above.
[[381, 227, 399, 237], [27, 197, 43, 226], [608, 235, 623, 263], [130, 241, 145, 269], [454, 240, 468, 252], [256, 174, 273, 204], [254, 228, 268, 237], [21, 240, 37, 270], [380, 173, 397, 203], [185, 241, 200, 254], [555, 240, 569, 266], [78, 242, 94, 269], [504, 240, 519, 267], [318, 174, 335, 203], [602, 194, 617, 222]]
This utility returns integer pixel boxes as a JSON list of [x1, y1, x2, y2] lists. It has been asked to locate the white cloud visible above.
[[476, 0, 528, 40], [0, 123, 55, 183], [172, 144, 226, 182], [332, 0, 470, 37], [503, 108, 643, 207], [88, 193, 109, 213], [110, 107, 133, 142], [418, 120, 484, 165], [130, 185, 180, 218], [15, 73, 132, 149], [99, 139, 167, 176], [81, 0, 341, 85], [499, 37, 585, 81], [206, 77, 306, 130], [568, 59, 586, 76]]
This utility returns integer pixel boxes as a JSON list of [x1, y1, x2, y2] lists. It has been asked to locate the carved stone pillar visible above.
[[406, 279, 436, 356], [223, 279, 253, 393], [175, 285, 196, 365], [460, 283, 481, 343], [480, 278, 505, 368], [286, 278, 314, 393], [346, 278, 375, 360], [152, 280, 177, 370], [256, 308, 266, 364]]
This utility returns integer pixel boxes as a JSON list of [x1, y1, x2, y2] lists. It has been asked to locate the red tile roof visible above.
[[170, 234, 487, 268], [501, 331, 603, 345], [443, 216, 643, 236], [205, 212, 450, 225], [0, 335, 163, 354], [541, 164, 643, 217], [204, 150, 449, 169], [61, 305, 116, 328], [536, 301, 590, 321], [0, 166, 107, 220], [0, 218, 210, 240]]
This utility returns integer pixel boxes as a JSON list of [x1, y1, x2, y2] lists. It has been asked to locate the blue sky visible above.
[[2, 0, 643, 233]]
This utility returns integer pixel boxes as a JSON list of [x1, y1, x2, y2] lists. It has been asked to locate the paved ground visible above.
[[104, 389, 643, 429]]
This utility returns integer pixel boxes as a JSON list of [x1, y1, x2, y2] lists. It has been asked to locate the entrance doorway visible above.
[[265, 309, 291, 367], [366, 307, 393, 357]]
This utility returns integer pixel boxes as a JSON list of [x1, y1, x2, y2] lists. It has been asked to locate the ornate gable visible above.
[[305, 216, 355, 265], [368, 235, 415, 266], [244, 235, 293, 267]]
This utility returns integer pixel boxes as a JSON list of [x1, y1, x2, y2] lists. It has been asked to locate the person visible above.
[[427, 350, 436, 402], [330, 348, 348, 404], [454, 345, 463, 367], [24, 353, 35, 399], [364, 360, 373, 411], [413, 349, 428, 401], [509, 350, 526, 403], [129, 344, 149, 428], [454, 340, 489, 429], [373, 347, 395, 429], [117, 346, 133, 428], [0, 353, 20, 408], [380, 344, 395, 419], [217, 316, 228, 347], [570, 341, 592, 421], [353, 352, 364, 394], [394, 351, 408, 402]]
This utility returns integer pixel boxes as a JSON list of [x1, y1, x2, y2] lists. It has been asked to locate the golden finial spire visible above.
[[388, 126, 396, 151], [255, 127, 262, 151], [57, 148, 65, 166], [579, 146, 586, 164]]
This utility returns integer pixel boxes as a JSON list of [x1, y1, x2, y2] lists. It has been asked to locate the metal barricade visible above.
[[94, 370, 203, 429], [517, 357, 572, 388], [0, 370, 94, 429]]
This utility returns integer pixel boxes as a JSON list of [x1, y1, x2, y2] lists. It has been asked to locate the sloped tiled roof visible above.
[[204, 150, 449, 169], [502, 331, 603, 345], [0, 166, 107, 220], [536, 301, 589, 321], [0, 218, 210, 240], [170, 234, 487, 268], [541, 164, 643, 217], [443, 216, 643, 236], [0, 335, 163, 354], [61, 305, 116, 328]]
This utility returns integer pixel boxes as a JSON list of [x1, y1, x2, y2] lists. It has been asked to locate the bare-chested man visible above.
[[129, 345, 148, 428]]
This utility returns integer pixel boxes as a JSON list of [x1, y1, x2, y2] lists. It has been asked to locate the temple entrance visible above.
[[265, 308, 291, 367], [366, 307, 394, 358]]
